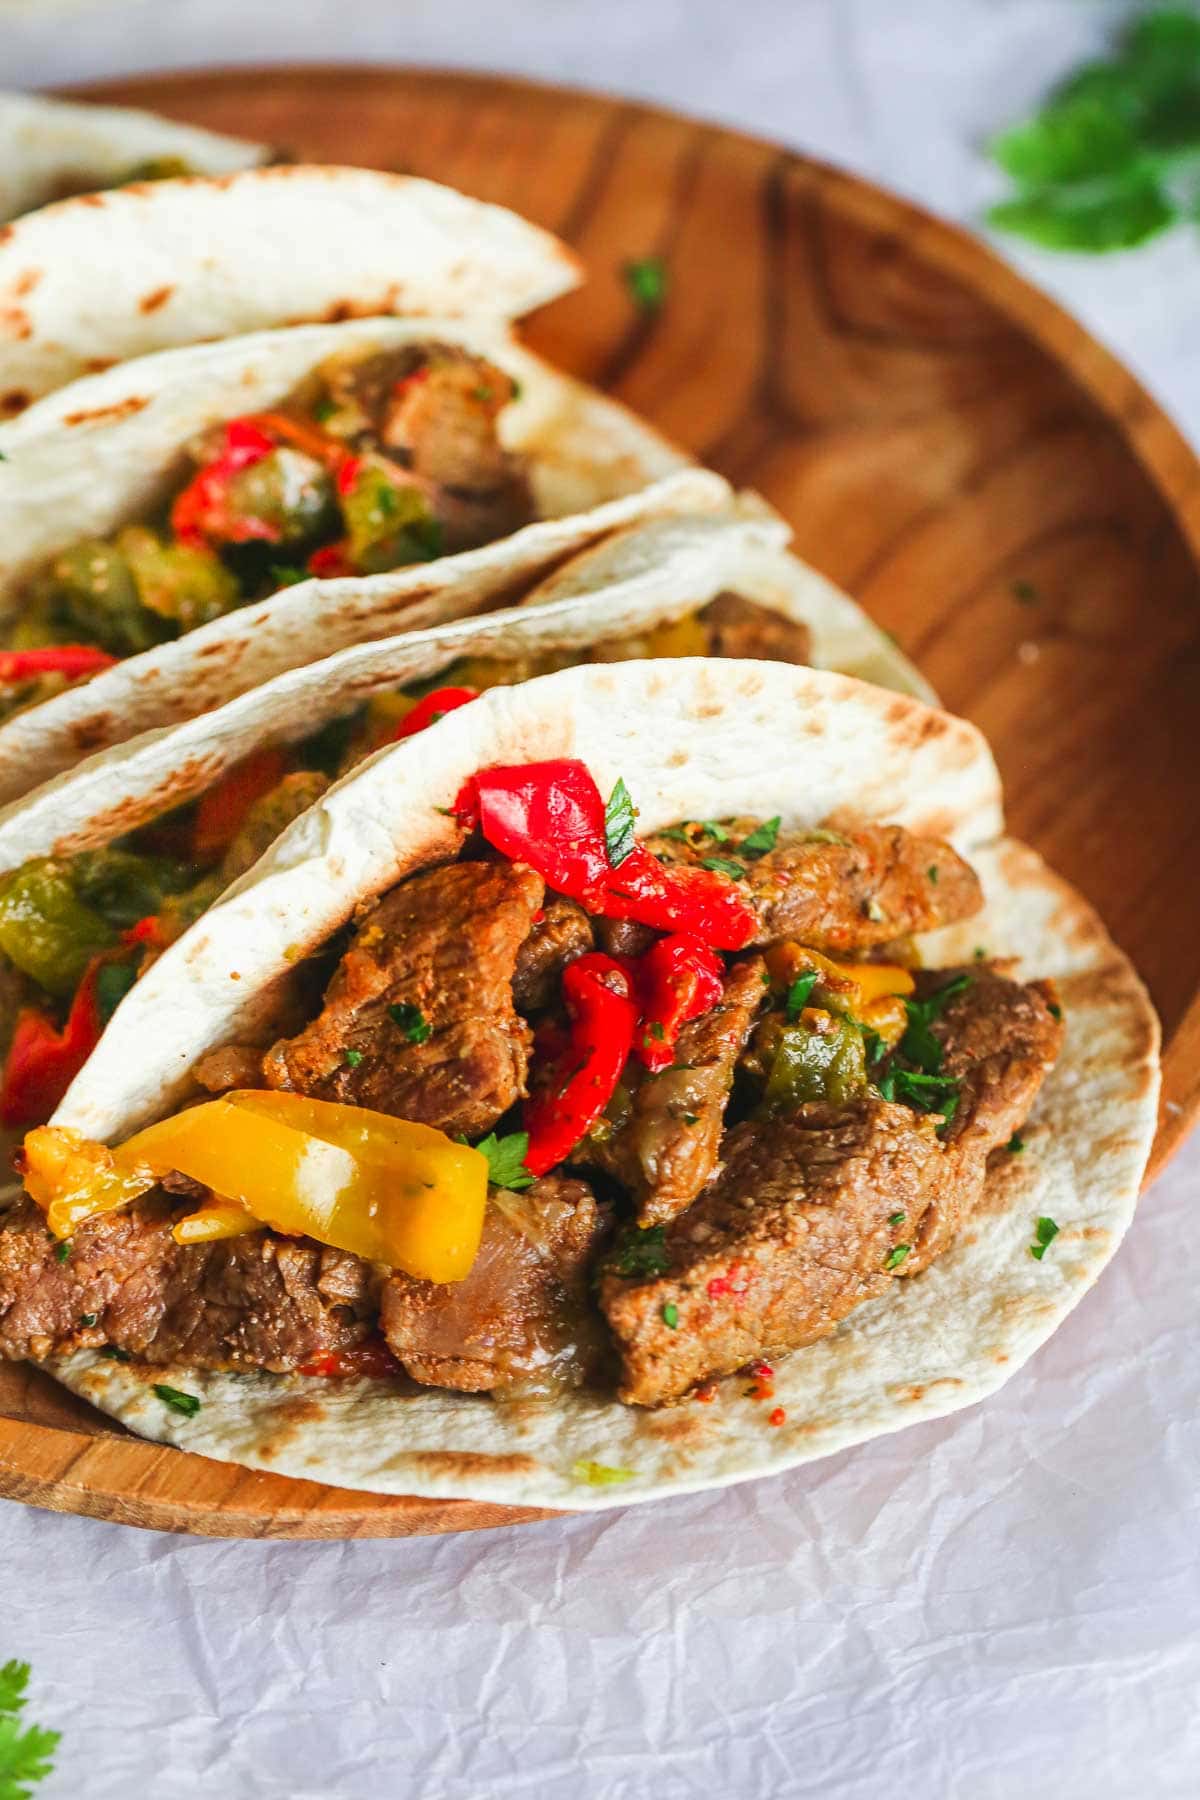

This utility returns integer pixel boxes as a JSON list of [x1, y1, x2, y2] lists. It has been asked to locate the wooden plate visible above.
[[1, 66, 1197, 1538]]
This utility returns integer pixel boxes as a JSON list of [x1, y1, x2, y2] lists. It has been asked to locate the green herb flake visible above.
[[785, 971, 819, 1021], [344, 1048, 364, 1068], [1007, 1132, 1026, 1154], [700, 857, 747, 880], [682, 1113, 700, 1127], [312, 397, 338, 423], [101, 1346, 131, 1363], [611, 1224, 670, 1279], [740, 816, 780, 858], [883, 1244, 911, 1271], [79, 1313, 98, 1329], [621, 256, 668, 312], [268, 564, 308, 589], [877, 1065, 961, 1124], [0, 1659, 60, 1798], [473, 384, 494, 403], [54, 1240, 71, 1264], [154, 1383, 201, 1419], [649, 1021, 666, 1041], [388, 1001, 432, 1043], [604, 777, 638, 868], [1030, 1216, 1060, 1261], [1011, 579, 1040, 605], [973, 946, 988, 961], [927, 865, 939, 884], [572, 1459, 636, 1487], [887, 1212, 906, 1228], [898, 974, 971, 1074], [94, 958, 138, 1026], [661, 1302, 680, 1330], [1048, 1002, 1063, 1020], [475, 1130, 535, 1192]]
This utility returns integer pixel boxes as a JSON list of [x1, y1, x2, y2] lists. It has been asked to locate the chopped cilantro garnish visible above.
[[877, 1065, 960, 1122], [473, 384, 494, 402], [649, 1021, 665, 1041], [0, 1659, 60, 1796], [388, 1002, 431, 1043], [862, 1027, 887, 1071], [973, 946, 988, 961], [54, 1240, 71, 1263], [154, 1384, 201, 1419], [785, 971, 818, 1021], [662, 1302, 679, 1329], [1011, 579, 1040, 604], [79, 1313, 97, 1328], [887, 1212, 906, 1228], [604, 777, 637, 867], [268, 564, 308, 588], [312, 397, 337, 423], [572, 1459, 636, 1486], [803, 828, 851, 846], [682, 1112, 700, 1126], [344, 1049, 364, 1068], [622, 255, 668, 312], [1007, 1133, 1025, 1153], [657, 820, 728, 845], [1048, 1002, 1063, 1020], [700, 857, 746, 880], [883, 1244, 911, 1271], [927, 865, 939, 884], [475, 1130, 534, 1191], [611, 1224, 670, 1279], [740, 816, 780, 858], [899, 974, 971, 1074], [1030, 1216, 1060, 1260], [101, 1346, 131, 1363]]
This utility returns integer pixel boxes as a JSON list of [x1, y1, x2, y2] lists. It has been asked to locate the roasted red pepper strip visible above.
[[0, 956, 107, 1128], [307, 541, 354, 579], [191, 746, 289, 859], [524, 952, 639, 1176], [0, 645, 117, 684], [631, 933, 724, 1072], [300, 1335, 403, 1380], [386, 686, 479, 744], [456, 760, 756, 950], [170, 417, 279, 548]]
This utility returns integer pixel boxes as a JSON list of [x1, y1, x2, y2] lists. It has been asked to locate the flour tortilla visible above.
[[41, 664, 1158, 1509], [0, 89, 267, 224], [0, 506, 931, 871], [0, 314, 696, 801], [0, 162, 581, 409]]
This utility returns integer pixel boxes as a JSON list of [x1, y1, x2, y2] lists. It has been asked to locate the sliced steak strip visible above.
[[381, 1175, 603, 1395], [512, 896, 593, 1015], [0, 1193, 378, 1371], [697, 592, 811, 665], [586, 956, 768, 1227], [263, 860, 543, 1138], [645, 823, 982, 953], [602, 965, 1061, 1404]]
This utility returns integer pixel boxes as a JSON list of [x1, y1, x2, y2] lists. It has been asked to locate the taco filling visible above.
[[0, 758, 1063, 1407], [0, 596, 812, 1134], [0, 341, 531, 721]]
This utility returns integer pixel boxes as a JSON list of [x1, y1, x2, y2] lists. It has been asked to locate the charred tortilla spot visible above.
[[0, 389, 30, 416], [11, 268, 41, 298], [63, 395, 149, 427], [0, 308, 31, 341], [138, 283, 176, 315], [396, 1450, 544, 1480], [253, 1395, 328, 1460]]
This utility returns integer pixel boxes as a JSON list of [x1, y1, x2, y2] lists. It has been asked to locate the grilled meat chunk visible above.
[[601, 965, 1062, 1404], [586, 956, 768, 1227], [381, 1176, 603, 1394], [0, 1192, 378, 1370], [512, 896, 593, 1015], [645, 822, 981, 953], [697, 592, 811, 665], [263, 860, 543, 1138]]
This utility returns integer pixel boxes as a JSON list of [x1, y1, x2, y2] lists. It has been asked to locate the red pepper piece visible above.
[[0, 645, 118, 685], [307, 541, 355, 579], [170, 416, 279, 548], [0, 957, 107, 1128], [523, 952, 639, 1177], [300, 1335, 403, 1380], [385, 686, 479, 745], [123, 915, 164, 949], [191, 747, 289, 859], [632, 933, 723, 1072], [336, 454, 364, 498], [456, 760, 756, 950]]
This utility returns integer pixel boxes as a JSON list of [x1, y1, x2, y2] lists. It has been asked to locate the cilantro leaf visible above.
[[388, 1002, 431, 1044], [988, 172, 1175, 253], [785, 971, 818, 1021], [153, 1384, 201, 1418], [268, 564, 308, 589], [991, 96, 1138, 186], [0, 1662, 60, 1800], [1030, 1215, 1060, 1261], [700, 857, 747, 880], [898, 974, 971, 1073], [604, 777, 637, 867], [877, 1065, 960, 1123], [610, 1224, 670, 1279], [740, 816, 780, 858], [883, 1244, 911, 1271], [621, 257, 668, 312], [475, 1130, 534, 1192]]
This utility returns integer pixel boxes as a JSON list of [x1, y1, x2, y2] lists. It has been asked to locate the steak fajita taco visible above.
[[0, 664, 1158, 1509], [0, 89, 268, 224], [0, 508, 925, 1140], [0, 162, 580, 408], [0, 314, 706, 799]]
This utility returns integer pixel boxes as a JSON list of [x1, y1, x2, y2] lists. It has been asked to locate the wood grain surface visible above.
[[1, 65, 1196, 1539]]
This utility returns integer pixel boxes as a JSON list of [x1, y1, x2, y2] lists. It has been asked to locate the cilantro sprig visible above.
[[610, 1223, 670, 1279], [475, 1130, 534, 1192], [604, 777, 637, 867], [1030, 1216, 1060, 1261], [0, 1661, 60, 1799], [988, 9, 1200, 253], [621, 256, 668, 312]]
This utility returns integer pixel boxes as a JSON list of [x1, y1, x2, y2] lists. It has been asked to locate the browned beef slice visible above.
[[587, 956, 768, 1228], [263, 861, 543, 1138], [594, 917, 659, 960], [698, 592, 811, 665], [602, 965, 1061, 1404], [512, 896, 593, 1015], [381, 1176, 602, 1394], [644, 822, 982, 953], [0, 1193, 378, 1370]]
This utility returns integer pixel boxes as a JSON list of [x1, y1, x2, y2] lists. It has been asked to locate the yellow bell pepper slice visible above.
[[25, 1092, 489, 1282], [764, 943, 914, 1014], [172, 1197, 261, 1245]]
